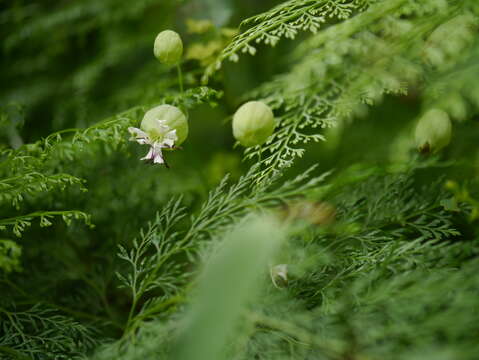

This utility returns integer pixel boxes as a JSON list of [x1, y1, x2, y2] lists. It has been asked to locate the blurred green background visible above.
[[1, 1, 479, 357]]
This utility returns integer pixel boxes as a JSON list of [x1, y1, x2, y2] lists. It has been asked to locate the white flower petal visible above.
[[162, 129, 178, 148], [140, 143, 165, 164], [140, 147, 155, 161], [162, 139, 174, 148], [153, 152, 165, 164], [165, 129, 178, 140], [128, 127, 147, 137], [128, 127, 151, 145], [129, 121, 179, 166]]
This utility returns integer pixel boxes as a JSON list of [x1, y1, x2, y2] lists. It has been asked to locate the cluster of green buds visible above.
[[414, 108, 452, 154], [129, 30, 278, 167], [128, 30, 188, 166]]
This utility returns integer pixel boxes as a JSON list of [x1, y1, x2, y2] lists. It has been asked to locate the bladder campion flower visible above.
[[128, 104, 188, 166], [154, 30, 183, 65], [415, 108, 452, 154], [232, 101, 275, 147]]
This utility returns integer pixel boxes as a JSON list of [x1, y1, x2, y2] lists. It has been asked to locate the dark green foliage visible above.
[[0, 304, 97, 359], [1, 0, 479, 359]]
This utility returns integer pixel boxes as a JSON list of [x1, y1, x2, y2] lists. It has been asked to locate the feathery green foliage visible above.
[[1, 0, 478, 359]]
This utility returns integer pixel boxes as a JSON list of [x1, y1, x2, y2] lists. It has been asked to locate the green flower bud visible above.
[[232, 101, 275, 147], [141, 104, 188, 146], [154, 30, 183, 65], [414, 108, 452, 154]]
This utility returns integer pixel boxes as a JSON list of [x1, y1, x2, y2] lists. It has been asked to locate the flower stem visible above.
[[176, 63, 189, 117], [177, 64, 184, 94]]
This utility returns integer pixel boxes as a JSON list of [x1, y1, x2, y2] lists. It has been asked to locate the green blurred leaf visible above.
[[173, 215, 285, 360]]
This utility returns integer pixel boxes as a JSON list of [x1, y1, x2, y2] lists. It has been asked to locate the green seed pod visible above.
[[141, 104, 188, 146], [232, 101, 275, 147], [154, 30, 183, 65], [414, 108, 452, 154]]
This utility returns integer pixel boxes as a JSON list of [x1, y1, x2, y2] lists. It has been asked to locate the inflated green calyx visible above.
[[232, 101, 275, 147], [141, 104, 188, 146], [154, 30, 183, 65], [414, 108, 452, 154]]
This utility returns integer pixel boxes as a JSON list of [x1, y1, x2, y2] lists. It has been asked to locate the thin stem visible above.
[[123, 267, 139, 336], [124, 297, 138, 336], [176, 63, 189, 118], [177, 64, 184, 94]]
